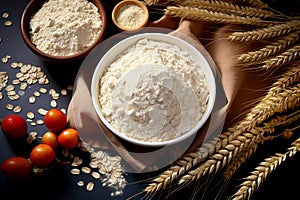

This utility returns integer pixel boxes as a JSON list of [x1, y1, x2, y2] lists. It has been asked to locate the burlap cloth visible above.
[[67, 17, 274, 173]]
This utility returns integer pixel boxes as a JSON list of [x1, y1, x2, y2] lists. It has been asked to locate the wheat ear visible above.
[[235, 0, 269, 9], [262, 44, 300, 70], [223, 141, 258, 180], [175, 0, 275, 19], [144, 0, 167, 6], [165, 6, 267, 26], [228, 20, 300, 42], [230, 129, 300, 200], [224, 109, 300, 180], [238, 83, 300, 133], [145, 122, 246, 194], [179, 84, 300, 185], [238, 31, 300, 63], [268, 61, 300, 96]]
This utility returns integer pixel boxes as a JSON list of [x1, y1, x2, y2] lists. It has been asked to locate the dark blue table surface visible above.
[[1, 1, 300, 200]]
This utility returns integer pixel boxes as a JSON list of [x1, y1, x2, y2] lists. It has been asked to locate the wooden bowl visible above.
[[20, 0, 107, 63], [112, 0, 149, 31]]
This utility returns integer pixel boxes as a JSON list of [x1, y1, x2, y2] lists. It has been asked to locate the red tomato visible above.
[[1, 114, 27, 139], [44, 109, 67, 132], [30, 144, 55, 168], [57, 128, 79, 149], [42, 131, 58, 149], [0, 156, 32, 180]]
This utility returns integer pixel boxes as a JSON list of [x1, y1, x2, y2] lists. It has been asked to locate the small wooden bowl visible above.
[[20, 0, 107, 63], [112, 0, 149, 31]]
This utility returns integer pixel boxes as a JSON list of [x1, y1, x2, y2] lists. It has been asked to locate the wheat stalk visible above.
[[145, 83, 300, 195], [228, 20, 300, 42], [174, 0, 275, 19], [262, 44, 300, 70], [230, 129, 300, 200], [165, 6, 267, 26], [238, 83, 300, 133], [224, 109, 300, 180], [145, 122, 246, 194], [179, 84, 300, 185], [238, 31, 300, 63]]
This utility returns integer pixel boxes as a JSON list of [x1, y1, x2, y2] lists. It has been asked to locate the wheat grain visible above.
[[238, 31, 300, 63], [176, 0, 274, 19], [165, 6, 266, 26], [228, 20, 300, 42], [262, 44, 300, 70]]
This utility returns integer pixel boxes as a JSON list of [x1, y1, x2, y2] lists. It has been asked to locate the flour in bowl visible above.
[[98, 38, 210, 142], [29, 0, 103, 56]]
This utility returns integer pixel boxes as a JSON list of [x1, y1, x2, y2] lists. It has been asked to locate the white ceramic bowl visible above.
[[91, 33, 216, 147]]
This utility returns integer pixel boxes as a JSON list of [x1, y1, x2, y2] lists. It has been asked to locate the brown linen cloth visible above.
[[67, 17, 274, 172]]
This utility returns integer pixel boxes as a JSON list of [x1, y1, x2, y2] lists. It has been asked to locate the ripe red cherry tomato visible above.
[[0, 156, 32, 180], [1, 114, 27, 139], [30, 144, 55, 168], [42, 131, 58, 149], [57, 128, 79, 149], [44, 109, 67, 132]]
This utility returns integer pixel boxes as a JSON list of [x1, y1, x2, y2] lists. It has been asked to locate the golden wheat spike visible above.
[[238, 31, 300, 63], [228, 20, 300, 42], [223, 141, 258, 180], [236, 0, 269, 8], [176, 0, 275, 18], [262, 44, 300, 70], [143, 0, 166, 6], [179, 84, 300, 185], [230, 131, 300, 200], [165, 6, 267, 26], [238, 83, 300, 132], [268, 60, 300, 95]]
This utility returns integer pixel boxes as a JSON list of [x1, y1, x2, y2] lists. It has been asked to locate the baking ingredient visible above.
[[29, 0, 103, 56], [44, 109, 67, 132], [42, 131, 59, 149], [0, 156, 32, 180], [30, 144, 56, 168], [1, 114, 28, 139], [98, 38, 210, 142], [57, 128, 79, 149], [117, 4, 146, 29]]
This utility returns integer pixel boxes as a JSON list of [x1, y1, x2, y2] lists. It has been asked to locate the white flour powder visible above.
[[98, 39, 210, 142], [29, 0, 103, 56]]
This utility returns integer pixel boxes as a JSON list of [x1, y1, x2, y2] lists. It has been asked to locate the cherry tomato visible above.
[[0, 156, 32, 180], [44, 109, 67, 132], [1, 114, 27, 139], [30, 144, 55, 168], [42, 131, 58, 149], [57, 128, 79, 149]]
